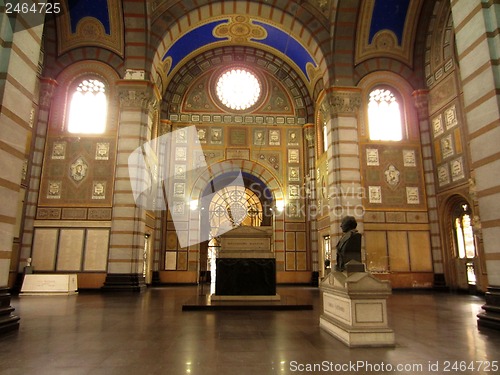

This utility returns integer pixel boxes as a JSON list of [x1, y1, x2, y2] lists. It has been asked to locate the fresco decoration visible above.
[[356, 0, 421, 67], [184, 74, 225, 113], [162, 16, 317, 82], [70, 157, 89, 183], [363, 145, 425, 209], [56, 0, 124, 57]]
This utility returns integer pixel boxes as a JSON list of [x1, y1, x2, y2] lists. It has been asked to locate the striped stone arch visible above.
[[150, 1, 330, 95], [181, 159, 285, 251], [190, 159, 284, 206]]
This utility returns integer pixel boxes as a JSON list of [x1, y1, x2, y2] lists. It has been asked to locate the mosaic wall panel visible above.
[[431, 101, 469, 191], [39, 137, 116, 207], [362, 144, 426, 210]]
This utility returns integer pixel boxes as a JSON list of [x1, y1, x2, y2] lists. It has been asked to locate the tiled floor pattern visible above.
[[0, 286, 499, 374]]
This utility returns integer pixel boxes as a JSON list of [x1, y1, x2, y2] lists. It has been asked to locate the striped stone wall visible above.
[[451, 0, 500, 286], [0, 10, 43, 287], [103, 80, 158, 291]]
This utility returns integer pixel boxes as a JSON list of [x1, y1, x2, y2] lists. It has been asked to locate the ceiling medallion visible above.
[[214, 15, 266, 43]]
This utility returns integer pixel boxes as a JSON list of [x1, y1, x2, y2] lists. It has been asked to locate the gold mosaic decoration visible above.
[[214, 16, 266, 43]]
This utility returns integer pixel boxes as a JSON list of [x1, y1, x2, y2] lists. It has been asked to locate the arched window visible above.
[[452, 203, 476, 259], [68, 78, 107, 134], [368, 87, 403, 141], [452, 202, 477, 286], [208, 185, 263, 235]]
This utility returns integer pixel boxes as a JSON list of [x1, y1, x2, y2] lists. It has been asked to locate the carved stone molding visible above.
[[329, 89, 361, 115], [303, 124, 316, 147], [116, 81, 157, 110], [39, 78, 58, 109], [412, 89, 430, 120]]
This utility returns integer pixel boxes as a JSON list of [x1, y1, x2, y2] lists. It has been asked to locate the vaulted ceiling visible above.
[[47, 0, 436, 96]]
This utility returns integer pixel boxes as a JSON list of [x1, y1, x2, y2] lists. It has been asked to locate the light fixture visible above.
[[215, 68, 261, 111]]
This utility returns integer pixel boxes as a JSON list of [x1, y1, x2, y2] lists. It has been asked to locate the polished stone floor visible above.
[[1, 286, 499, 374]]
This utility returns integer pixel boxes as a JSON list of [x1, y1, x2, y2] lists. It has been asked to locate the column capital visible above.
[[38, 77, 58, 109], [116, 80, 158, 110], [159, 119, 172, 136], [412, 89, 430, 120], [325, 87, 362, 115], [303, 123, 315, 146]]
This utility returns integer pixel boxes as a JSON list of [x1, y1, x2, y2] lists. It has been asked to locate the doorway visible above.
[[444, 197, 478, 292]]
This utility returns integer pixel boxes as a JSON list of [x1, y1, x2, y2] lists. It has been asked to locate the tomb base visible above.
[[21, 274, 78, 295], [319, 262, 395, 347]]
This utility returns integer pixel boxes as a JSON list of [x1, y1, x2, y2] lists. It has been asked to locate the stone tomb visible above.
[[319, 261, 395, 347], [21, 274, 78, 295], [213, 226, 278, 300]]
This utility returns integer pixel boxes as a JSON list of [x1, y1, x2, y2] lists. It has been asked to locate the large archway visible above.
[[198, 171, 276, 284]]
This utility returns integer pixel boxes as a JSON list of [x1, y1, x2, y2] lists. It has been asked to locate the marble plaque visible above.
[[366, 148, 379, 166], [52, 142, 66, 159], [165, 252, 177, 270], [57, 229, 84, 271], [403, 150, 416, 167], [269, 129, 280, 146], [221, 237, 271, 251], [230, 128, 247, 146], [226, 149, 250, 159], [444, 104, 458, 129], [84, 229, 109, 271], [368, 186, 382, 204], [32, 228, 58, 271], [432, 114, 444, 137]]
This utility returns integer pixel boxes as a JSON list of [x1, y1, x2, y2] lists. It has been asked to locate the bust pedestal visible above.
[[319, 261, 395, 347]]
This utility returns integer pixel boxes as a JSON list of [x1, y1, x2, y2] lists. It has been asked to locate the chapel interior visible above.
[[1, 0, 500, 339]]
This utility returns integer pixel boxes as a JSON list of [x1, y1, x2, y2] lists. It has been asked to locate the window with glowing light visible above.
[[368, 88, 403, 141], [216, 68, 261, 111], [208, 185, 263, 234], [68, 78, 107, 134], [453, 204, 476, 259]]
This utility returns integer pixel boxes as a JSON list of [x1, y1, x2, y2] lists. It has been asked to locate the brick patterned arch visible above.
[[150, 1, 331, 95], [190, 159, 284, 204]]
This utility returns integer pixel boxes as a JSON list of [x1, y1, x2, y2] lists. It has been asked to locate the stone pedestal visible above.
[[0, 288, 20, 334], [477, 286, 500, 331], [101, 274, 146, 293], [319, 262, 395, 347]]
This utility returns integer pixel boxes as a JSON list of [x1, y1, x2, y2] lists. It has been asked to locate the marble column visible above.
[[303, 124, 319, 284], [325, 88, 364, 262], [102, 80, 159, 292], [0, 9, 44, 332], [450, 0, 500, 330]]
